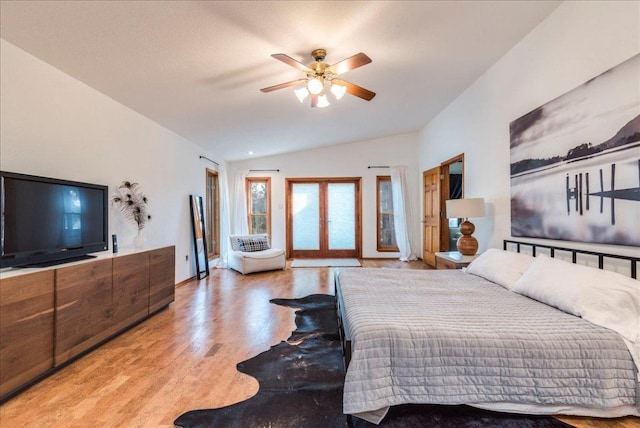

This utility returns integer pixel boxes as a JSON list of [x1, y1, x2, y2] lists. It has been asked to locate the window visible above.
[[377, 176, 398, 252], [205, 169, 219, 259], [246, 177, 271, 236]]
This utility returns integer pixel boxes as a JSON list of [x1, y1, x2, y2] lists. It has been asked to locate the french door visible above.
[[286, 178, 361, 258]]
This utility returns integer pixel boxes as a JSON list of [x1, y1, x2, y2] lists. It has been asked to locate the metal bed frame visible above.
[[503, 239, 639, 279]]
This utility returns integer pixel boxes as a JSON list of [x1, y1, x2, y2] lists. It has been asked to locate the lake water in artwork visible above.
[[511, 145, 640, 246]]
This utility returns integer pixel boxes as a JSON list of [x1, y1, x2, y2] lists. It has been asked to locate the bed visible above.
[[335, 240, 640, 424]]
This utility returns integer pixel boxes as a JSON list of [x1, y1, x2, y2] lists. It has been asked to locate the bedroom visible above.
[[1, 0, 639, 427]]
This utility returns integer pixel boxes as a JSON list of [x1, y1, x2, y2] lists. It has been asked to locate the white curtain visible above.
[[214, 164, 231, 269], [232, 170, 249, 235], [390, 165, 417, 261]]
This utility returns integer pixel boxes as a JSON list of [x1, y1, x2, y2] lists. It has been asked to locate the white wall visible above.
[[6, 0, 636, 276], [227, 134, 420, 258], [0, 39, 216, 282], [418, 0, 640, 257]]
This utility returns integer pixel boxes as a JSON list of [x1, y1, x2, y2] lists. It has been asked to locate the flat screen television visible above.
[[1, 171, 109, 268]]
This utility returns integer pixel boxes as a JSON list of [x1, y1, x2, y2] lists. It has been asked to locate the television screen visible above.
[[1, 171, 109, 268]]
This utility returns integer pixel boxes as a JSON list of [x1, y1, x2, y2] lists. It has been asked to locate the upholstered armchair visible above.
[[228, 234, 286, 274]]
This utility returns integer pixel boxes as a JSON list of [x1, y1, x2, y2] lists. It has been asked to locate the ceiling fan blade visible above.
[[329, 52, 372, 75], [271, 53, 312, 73], [333, 79, 376, 101], [310, 93, 318, 107], [260, 79, 305, 93]]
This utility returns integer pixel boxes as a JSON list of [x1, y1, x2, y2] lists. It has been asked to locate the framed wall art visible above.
[[510, 54, 640, 247]]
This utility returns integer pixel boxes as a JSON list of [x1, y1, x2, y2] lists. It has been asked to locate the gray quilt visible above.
[[337, 268, 638, 423]]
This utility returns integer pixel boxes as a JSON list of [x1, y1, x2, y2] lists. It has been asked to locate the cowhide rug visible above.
[[174, 294, 573, 428]]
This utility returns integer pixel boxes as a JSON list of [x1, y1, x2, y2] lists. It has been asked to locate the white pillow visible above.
[[511, 254, 583, 315], [465, 248, 535, 290], [512, 254, 640, 344], [579, 267, 640, 344]]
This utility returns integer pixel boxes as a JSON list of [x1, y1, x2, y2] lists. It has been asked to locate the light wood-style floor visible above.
[[0, 260, 637, 428]]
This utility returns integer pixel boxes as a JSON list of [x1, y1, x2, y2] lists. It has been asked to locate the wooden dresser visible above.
[[0, 245, 175, 400]]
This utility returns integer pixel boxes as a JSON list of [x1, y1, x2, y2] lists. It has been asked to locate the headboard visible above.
[[503, 239, 639, 279]]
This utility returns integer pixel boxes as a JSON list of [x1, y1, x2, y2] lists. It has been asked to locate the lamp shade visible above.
[[317, 94, 330, 108], [446, 198, 485, 219], [294, 87, 309, 103], [330, 83, 347, 100], [307, 77, 324, 95]]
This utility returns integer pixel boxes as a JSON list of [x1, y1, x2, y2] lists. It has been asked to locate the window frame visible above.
[[376, 175, 399, 252], [246, 177, 271, 237]]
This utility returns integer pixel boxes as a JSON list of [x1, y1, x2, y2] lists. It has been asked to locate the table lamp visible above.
[[445, 198, 485, 256]]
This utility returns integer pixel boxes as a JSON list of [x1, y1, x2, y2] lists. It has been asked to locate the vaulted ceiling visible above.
[[0, 1, 561, 161]]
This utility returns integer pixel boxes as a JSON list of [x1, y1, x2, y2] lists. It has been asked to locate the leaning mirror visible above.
[[189, 195, 210, 280]]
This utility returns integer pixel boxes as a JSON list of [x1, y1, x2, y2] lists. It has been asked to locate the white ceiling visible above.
[[0, 1, 561, 162]]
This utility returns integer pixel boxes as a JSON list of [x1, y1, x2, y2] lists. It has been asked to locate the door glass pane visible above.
[[292, 183, 320, 250], [328, 183, 355, 250]]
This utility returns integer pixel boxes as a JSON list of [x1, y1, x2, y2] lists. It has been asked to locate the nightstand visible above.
[[435, 251, 479, 270]]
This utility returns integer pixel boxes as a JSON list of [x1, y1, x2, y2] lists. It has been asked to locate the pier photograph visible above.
[[510, 54, 640, 246]]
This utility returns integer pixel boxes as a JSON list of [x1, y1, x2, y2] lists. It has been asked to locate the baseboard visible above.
[[175, 276, 195, 288]]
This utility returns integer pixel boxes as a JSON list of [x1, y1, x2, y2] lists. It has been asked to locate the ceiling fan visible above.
[[260, 49, 376, 107]]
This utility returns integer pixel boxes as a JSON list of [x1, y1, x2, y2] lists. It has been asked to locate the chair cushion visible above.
[[235, 248, 285, 259], [237, 235, 270, 252]]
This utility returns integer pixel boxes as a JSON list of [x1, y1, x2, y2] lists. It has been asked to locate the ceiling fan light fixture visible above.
[[307, 77, 324, 95], [330, 82, 347, 100], [261, 49, 375, 107], [317, 94, 330, 108], [294, 87, 309, 103]]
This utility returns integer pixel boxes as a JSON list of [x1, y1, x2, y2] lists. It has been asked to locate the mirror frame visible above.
[[189, 194, 210, 280], [440, 153, 465, 251]]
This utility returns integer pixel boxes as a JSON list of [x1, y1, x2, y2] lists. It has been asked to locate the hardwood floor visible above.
[[0, 260, 637, 427]]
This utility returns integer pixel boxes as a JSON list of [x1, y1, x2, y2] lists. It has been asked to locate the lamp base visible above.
[[456, 220, 478, 256]]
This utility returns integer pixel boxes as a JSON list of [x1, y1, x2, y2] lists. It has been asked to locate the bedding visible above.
[[511, 254, 584, 316], [336, 267, 639, 424], [465, 248, 535, 290], [512, 254, 640, 380]]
